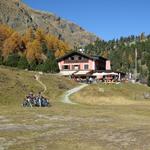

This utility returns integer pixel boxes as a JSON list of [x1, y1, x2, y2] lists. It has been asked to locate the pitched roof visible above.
[[91, 55, 107, 61], [57, 51, 107, 62]]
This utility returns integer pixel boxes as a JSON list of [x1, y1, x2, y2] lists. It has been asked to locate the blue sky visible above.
[[23, 0, 150, 41]]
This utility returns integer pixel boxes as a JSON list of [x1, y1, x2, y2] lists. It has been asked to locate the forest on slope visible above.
[[0, 24, 150, 85], [84, 33, 150, 84], [0, 24, 70, 72]]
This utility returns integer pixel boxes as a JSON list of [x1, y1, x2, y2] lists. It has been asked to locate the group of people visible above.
[[72, 75, 94, 84], [22, 91, 50, 107]]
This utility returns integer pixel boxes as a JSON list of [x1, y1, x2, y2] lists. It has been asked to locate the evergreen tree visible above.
[[46, 57, 59, 73], [147, 67, 150, 87], [5, 53, 20, 67], [37, 51, 59, 73], [17, 56, 29, 69]]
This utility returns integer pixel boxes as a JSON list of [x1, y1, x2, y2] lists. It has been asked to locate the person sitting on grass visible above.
[[23, 91, 50, 107], [37, 92, 42, 107], [26, 91, 34, 107]]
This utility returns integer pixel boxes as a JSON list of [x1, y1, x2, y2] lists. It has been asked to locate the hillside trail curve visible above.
[[34, 75, 47, 94], [34, 74, 88, 104], [61, 84, 88, 105]]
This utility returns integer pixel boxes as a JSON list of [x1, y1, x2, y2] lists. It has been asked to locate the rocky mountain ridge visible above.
[[0, 0, 98, 47]]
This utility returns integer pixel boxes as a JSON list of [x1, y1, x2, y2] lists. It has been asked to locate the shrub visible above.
[[17, 56, 29, 69], [29, 60, 37, 71], [36, 63, 45, 72], [5, 53, 20, 67]]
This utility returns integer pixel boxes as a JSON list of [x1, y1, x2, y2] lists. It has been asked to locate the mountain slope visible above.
[[0, 66, 77, 105], [0, 0, 98, 47]]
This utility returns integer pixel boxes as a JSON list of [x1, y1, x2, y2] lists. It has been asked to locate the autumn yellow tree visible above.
[[0, 24, 70, 64], [45, 34, 70, 57], [45, 34, 58, 52], [0, 24, 14, 41], [26, 39, 43, 62], [2, 32, 21, 58], [55, 40, 70, 57], [0, 24, 14, 50], [22, 28, 35, 46], [35, 28, 45, 43]]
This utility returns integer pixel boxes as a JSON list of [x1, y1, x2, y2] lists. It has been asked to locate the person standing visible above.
[[89, 77, 93, 84]]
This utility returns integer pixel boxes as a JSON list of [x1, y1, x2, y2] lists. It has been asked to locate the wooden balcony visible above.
[[64, 60, 88, 63]]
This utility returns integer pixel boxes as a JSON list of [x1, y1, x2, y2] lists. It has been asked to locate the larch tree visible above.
[[35, 28, 48, 54], [0, 24, 14, 41], [45, 34, 58, 52], [35, 28, 45, 42], [22, 28, 35, 46], [0, 24, 14, 50], [55, 40, 70, 58], [2, 32, 21, 59], [26, 39, 43, 62], [45, 33, 70, 57]]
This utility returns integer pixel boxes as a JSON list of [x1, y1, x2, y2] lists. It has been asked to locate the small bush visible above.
[[29, 60, 37, 71], [17, 56, 29, 69], [5, 53, 20, 67]]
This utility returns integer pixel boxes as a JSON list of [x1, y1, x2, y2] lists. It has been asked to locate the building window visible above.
[[63, 65, 70, 70], [78, 56, 82, 60], [84, 64, 89, 70], [71, 57, 74, 60], [73, 65, 80, 70]]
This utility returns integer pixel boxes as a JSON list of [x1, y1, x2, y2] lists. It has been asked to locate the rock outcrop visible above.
[[0, 0, 98, 47]]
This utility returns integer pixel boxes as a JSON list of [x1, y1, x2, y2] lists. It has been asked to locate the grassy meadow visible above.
[[0, 66, 77, 106], [71, 82, 150, 105], [1, 66, 150, 150]]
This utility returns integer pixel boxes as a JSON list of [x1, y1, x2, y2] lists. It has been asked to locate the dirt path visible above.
[[35, 75, 47, 94], [61, 84, 88, 105], [34, 74, 88, 104]]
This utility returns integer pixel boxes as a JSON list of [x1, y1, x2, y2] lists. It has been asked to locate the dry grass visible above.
[[0, 66, 77, 106], [40, 74, 77, 103], [1, 67, 150, 150], [0, 67, 42, 105], [71, 83, 150, 105], [1, 105, 150, 150]]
